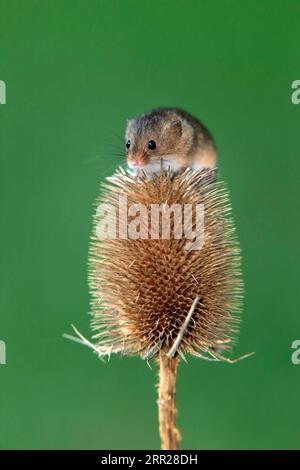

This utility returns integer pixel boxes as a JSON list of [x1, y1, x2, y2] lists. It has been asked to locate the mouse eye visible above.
[[148, 140, 156, 150], [126, 139, 131, 149]]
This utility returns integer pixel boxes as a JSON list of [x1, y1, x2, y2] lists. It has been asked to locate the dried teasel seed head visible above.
[[88, 168, 243, 362]]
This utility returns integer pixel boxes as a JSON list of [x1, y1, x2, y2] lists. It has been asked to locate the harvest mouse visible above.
[[125, 107, 217, 178]]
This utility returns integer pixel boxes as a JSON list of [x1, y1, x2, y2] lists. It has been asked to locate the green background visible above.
[[0, 0, 299, 450]]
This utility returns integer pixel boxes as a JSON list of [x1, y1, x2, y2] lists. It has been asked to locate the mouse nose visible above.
[[128, 152, 144, 167]]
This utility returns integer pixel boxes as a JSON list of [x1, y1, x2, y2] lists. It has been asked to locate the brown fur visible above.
[[125, 107, 217, 171]]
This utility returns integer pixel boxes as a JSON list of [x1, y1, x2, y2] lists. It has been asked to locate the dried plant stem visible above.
[[157, 351, 180, 450]]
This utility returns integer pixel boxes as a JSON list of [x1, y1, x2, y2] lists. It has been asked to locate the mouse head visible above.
[[125, 110, 184, 169]]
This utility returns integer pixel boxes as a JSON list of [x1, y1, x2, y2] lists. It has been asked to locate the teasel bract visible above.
[[87, 168, 249, 450]]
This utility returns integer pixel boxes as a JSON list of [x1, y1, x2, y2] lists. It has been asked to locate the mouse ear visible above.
[[126, 118, 135, 131], [166, 119, 182, 137]]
